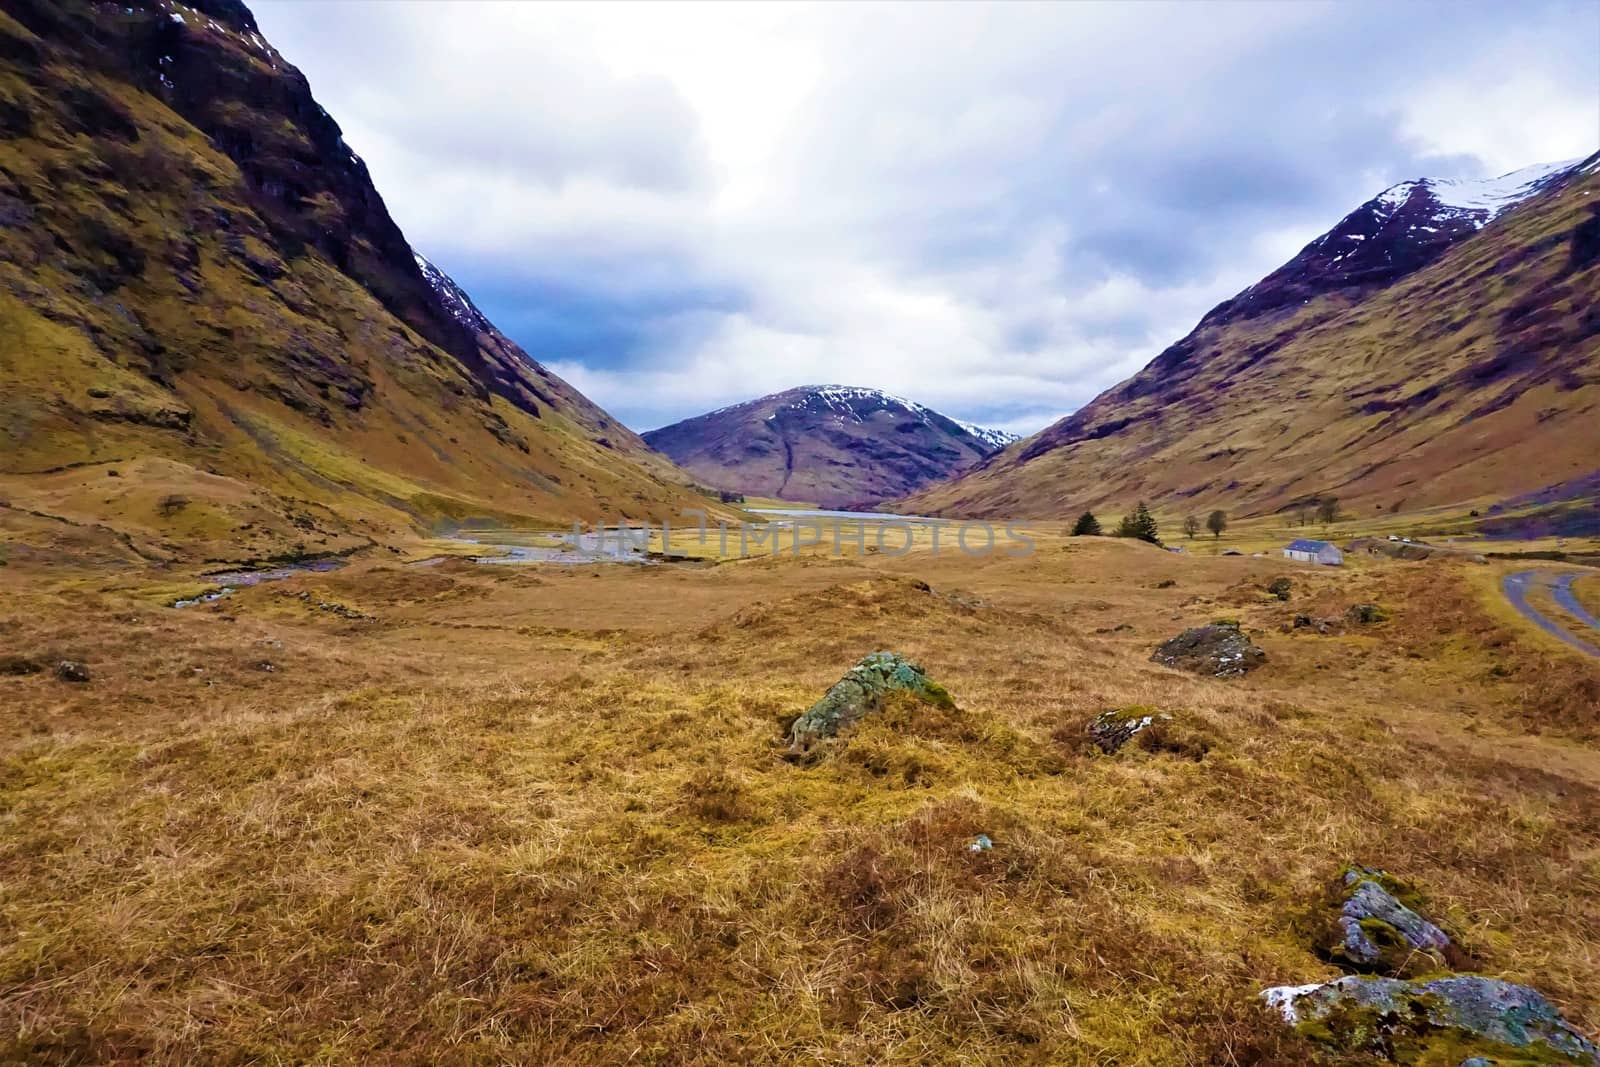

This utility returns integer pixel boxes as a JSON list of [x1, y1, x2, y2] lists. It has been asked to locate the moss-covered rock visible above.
[[1347, 603, 1390, 625], [1266, 576, 1293, 601], [1150, 621, 1266, 678], [1321, 866, 1458, 976], [786, 652, 955, 760], [1262, 975, 1598, 1065]]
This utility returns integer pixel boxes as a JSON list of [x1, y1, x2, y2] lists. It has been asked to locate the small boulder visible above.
[[1346, 603, 1389, 625], [0, 655, 44, 676], [1150, 622, 1265, 678], [1322, 866, 1457, 975], [1262, 975, 1598, 1065], [55, 660, 90, 683], [1266, 577, 1293, 601], [1087, 706, 1170, 754], [786, 652, 954, 760]]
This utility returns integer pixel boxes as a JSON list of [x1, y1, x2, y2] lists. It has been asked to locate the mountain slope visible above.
[[0, 0, 719, 560], [644, 386, 1013, 507], [905, 155, 1600, 521]]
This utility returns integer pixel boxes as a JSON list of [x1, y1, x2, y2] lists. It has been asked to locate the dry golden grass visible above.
[[1576, 575, 1600, 621], [2, 531, 1598, 1065]]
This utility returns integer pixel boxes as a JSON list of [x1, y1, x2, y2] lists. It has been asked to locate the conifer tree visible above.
[[1116, 501, 1160, 545]]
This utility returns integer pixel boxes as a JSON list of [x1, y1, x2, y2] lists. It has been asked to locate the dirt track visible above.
[[1502, 569, 1600, 657]]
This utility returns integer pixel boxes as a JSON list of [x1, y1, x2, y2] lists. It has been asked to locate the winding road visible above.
[[1501, 570, 1600, 657]]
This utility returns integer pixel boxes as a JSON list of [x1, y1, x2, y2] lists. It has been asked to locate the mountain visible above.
[[0, 0, 720, 560], [643, 386, 1014, 508], [952, 420, 1022, 452], [904, 154, 1600, 523]]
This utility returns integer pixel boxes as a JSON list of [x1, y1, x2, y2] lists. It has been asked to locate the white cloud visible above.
[[251, 0, 1599, 435]]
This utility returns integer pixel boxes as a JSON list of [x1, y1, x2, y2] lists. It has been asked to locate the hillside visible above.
[[644, 386, 1016, 507], [0, 0, 720, 561], [904, 156, 1600, 524]]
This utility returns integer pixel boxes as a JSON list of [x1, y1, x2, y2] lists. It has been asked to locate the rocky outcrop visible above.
[[1150, 622, 1265, 678], [787, 652, 954, 759], [1263, 975, 1598, 1065]]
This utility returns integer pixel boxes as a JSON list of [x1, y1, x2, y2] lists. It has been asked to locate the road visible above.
[[1501, 569, 1600, 657]]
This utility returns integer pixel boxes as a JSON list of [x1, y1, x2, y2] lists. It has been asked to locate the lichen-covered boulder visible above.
[[1150, 621, 1265, 678], [786, 652, 954, 759], [1323, 866, 1456, 975], [1087, 706, 1170, 754], [1262, 975, 1599, 1064]]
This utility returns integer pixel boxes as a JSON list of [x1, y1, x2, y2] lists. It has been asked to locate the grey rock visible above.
[[1327, 866, 1454, 974], [55, 660, 90, 683], [1262, 975, 1598, 1064], [1150, 621, 1265, 678], [1087, 706, 1170, 754]]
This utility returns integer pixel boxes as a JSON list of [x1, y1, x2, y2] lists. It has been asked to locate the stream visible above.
[[170, 558, 348, 607]]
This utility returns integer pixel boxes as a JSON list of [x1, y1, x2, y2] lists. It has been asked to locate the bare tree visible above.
[[1316, 497, 1340, 525], [1183, 515, 1200, 539]]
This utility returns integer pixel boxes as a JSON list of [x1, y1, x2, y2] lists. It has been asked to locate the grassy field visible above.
[[1577, 574, 1600, 620], [2, 525, 1598, 1065]]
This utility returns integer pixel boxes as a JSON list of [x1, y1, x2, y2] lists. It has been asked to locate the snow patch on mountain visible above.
[[955, 420, 1022, 450], [415, 252, 491, 335], [1425, 158, 1580, 218], [1371, 158, 1581, 231], [715, 386, 1019, 451], [802, 385, 931, 425]]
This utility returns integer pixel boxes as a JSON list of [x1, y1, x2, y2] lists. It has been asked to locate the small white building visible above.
[[1282, 538, 1344, 566]]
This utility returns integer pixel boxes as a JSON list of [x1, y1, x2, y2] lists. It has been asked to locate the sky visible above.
[[251, 0, 1599, 437]]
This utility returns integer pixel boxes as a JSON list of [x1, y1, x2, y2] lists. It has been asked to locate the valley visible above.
[[4, 518, 1600, 1064], [1, 0, 1597, 1063]]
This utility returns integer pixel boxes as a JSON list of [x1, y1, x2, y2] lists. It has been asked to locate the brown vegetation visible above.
[[2, 530, 1598, 1064]]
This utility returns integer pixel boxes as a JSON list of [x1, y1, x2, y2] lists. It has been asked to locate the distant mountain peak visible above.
[[1213, 155, 1591, 326], [645, 385, 1014, 507], [953, 419, 1022, 451]]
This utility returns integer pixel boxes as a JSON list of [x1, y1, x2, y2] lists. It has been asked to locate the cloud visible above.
[[251, 0, 1599, 434]]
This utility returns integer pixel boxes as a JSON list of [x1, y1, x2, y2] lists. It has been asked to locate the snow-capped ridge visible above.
[[955, 419, 1021, 450], [414, 252, 491, 335], [1370, 157, 1582, 231]]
